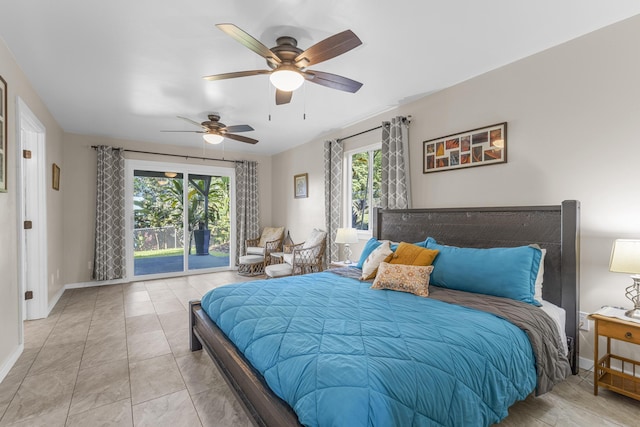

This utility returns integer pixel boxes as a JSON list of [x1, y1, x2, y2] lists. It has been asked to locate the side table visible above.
[[590, 313, 640, 401]]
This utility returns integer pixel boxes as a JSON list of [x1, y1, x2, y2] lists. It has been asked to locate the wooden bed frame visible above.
[[189, 200, 580, 427]]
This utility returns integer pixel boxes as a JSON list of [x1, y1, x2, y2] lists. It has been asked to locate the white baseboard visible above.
[[0, 344, 24, 383], [579, 356, 594, 372], [47, 286, 66, 315], [65, 278, 129, 289], [65, 267, 237, 290]]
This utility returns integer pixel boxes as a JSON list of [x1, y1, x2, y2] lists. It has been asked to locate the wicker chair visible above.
[[238, 227, 284, 276], [265, 229, 327, 278]]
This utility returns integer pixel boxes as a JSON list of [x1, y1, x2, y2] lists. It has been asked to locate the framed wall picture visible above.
[[0, 76, 7, 192], [423, 122, 507, 173], [294, 173, 308, 198], [52, 163, 60, 191]]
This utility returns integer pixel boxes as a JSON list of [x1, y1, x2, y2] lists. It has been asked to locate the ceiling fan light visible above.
[[270, 69, 304, 92], [203, 133, 224, 145], [164, 172, 177, 178]]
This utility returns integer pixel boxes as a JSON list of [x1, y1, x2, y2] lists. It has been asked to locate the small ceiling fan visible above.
[[161, 114, 258, 145], [204, 24, 363, 105]]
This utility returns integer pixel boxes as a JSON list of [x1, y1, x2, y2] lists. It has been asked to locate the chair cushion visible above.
[[246, 246, 265, 256], [283, 253, 293, 265], [303, 229, 326, 249], [265, 263, 293, 278], [239, 255, 265, 265], [258, 227, 285, 247]]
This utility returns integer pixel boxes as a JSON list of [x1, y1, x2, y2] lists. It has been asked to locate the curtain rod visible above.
[[338, 125, 382, 143], [90, 146, 241, 164], [337, 116, 411, 143]]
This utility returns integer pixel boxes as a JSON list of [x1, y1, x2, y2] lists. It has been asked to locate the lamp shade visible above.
[[269, 67, 304, 92], [203, 133, 224, 145], [335, 228, 358, 244], [609, 239, 640, 274]]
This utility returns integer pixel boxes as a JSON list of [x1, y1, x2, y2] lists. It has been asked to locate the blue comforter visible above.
[[201, 272, 537, 427]]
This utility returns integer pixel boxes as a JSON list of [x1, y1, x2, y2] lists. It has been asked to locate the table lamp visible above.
[[609, 239, 640, 319], [335, 228, 358, 264]]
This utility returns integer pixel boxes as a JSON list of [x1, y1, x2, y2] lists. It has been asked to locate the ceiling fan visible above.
[[161, 114, 258, 145], [204, 24, 363, 105]]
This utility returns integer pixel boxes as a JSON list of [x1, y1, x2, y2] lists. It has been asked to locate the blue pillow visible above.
[[356, 237, 382, 268], [425, 237, 542, 305], [358, 238, 429, 266], [390, 239, 428, 251]]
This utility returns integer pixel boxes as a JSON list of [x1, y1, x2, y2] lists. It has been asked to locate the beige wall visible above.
[[0, 38, 64, 375], [271, 116, 383, 251], [272, 15, 640, 364], [62, 133, 273, 284]]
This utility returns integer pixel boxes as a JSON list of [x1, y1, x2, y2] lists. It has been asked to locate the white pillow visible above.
[[303, 229, 326, 249], [534, 248, 546, 302], [361, 241, 393, 280]]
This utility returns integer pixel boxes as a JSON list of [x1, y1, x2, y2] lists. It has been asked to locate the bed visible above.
[[189, 200, 580, 427]]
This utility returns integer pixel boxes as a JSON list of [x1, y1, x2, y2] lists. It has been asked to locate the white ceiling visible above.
[[1, 0, 639, 155]]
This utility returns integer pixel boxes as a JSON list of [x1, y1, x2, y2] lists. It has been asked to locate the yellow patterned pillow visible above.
[[258, 227, 285, 247], [371, 262, 434, 297], [385, 242, 439, 266]]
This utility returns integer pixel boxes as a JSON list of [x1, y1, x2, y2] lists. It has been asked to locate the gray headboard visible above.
[[372, 200, 580, 374]]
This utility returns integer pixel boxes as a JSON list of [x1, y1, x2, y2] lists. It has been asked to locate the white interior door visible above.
[[17, 98, 47, 321]]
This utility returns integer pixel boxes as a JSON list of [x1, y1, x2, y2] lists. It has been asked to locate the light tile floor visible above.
[[0, 271, 638, 426]]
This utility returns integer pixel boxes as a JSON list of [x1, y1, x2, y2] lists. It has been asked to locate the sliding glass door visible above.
[[126, 160, 235, 278], [186, 174, 231, 271], [132, 170, 185, 275]]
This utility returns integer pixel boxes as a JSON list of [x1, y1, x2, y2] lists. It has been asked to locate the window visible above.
[[346, 145, 381, 233]]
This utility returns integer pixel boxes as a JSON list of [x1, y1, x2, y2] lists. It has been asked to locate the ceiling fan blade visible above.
[[203, 69, 270, 81], [303, 70, 363, 93], [216, 23, 281, 67], [225, 125, 254, 133], [225, 133, 259, 144], [160, 130, 205, 133], [176, 115, 206, 128], [295, 30, 362, 68], [275, 89, 293, 105]]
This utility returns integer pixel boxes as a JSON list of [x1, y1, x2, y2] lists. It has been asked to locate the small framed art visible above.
[[423, 122, 507, 173], [294, 173, 308, 198], [52, 163, 60, 191]]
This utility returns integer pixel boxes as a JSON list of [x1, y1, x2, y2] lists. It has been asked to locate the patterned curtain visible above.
[[94, 146, 125, 280], [381, 116, 411, 209], [324, 139, 343, 264], [235, 161, 260, 265]]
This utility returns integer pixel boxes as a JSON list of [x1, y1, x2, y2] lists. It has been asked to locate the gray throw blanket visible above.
[[330, 267, 571, 395]]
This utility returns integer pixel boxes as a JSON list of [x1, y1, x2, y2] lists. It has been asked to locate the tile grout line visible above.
[[63, 289, 100, 426], [166, 309, 206, 427], [0, 291, 73, 425], [123, 282, 137, 426]]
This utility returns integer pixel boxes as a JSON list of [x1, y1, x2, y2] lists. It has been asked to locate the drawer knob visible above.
[[625, 332, 633, 339]]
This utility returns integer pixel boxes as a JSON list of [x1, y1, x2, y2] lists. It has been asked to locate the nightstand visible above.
[[329, 260, 355, 269], [590, 313, 640, 401]]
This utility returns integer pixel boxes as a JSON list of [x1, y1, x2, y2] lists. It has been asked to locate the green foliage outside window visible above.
[[133, 174, 230, 254], [351, 149, 381, 230]]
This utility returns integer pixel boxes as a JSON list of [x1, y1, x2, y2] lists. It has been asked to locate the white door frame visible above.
[[124, 159, 236, 280], [16, 97, 48, 322]]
